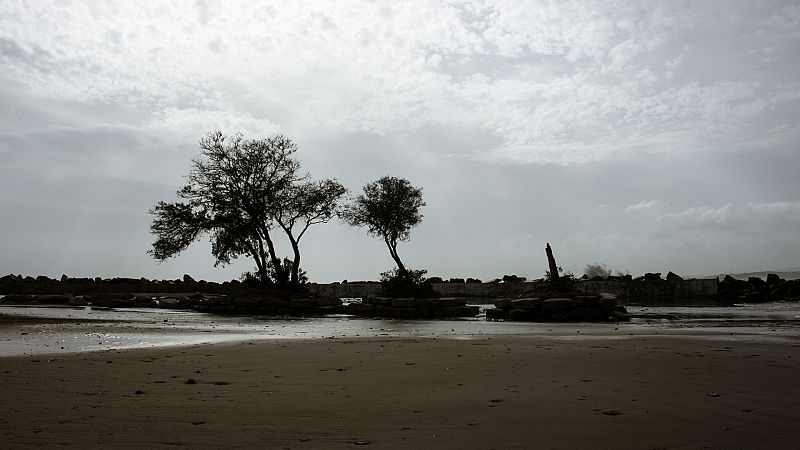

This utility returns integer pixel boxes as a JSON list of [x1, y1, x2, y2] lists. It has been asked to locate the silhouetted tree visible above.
[[343, 176, 424, 280], [274, 179, 347, 285], [148, 131, 343, 287]]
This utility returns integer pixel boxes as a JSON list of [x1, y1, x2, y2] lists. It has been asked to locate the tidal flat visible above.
[[1, 303, 799, 448]]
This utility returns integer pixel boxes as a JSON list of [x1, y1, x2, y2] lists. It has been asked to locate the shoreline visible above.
[[2, 303, 800, 358], [2, 334, 799, 448]]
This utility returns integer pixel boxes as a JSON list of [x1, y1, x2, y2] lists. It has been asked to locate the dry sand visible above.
[[2, 334, 799, 449]]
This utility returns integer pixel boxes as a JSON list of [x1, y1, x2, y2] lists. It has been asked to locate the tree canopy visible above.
[[149, 131, 345, 287], [343, 176, 425, 279]]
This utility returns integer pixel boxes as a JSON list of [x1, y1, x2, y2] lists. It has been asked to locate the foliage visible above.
[[584, 263, 612, 279], [149, 131, 343, 287], [378, 267, 434, 298], [545, 266, 577, 290], [241, 258, 308, 285], [342, 176, 424, 278]]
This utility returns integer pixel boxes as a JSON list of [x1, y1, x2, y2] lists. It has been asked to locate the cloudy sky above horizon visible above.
[[1, 0, 799, 282]]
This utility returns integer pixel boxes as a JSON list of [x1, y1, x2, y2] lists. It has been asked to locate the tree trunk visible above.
[[386, 239, 408, 279], [262, 230, 287, 287], [289, 237, 301, 286], [249, 252, 271, 286]]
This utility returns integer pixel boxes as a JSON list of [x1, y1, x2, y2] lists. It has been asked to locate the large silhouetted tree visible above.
[[343, 176, 424, 280], [148, 131, 344, 287]]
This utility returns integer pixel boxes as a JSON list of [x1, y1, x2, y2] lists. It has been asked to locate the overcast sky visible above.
[[1, 0, 799, 282]]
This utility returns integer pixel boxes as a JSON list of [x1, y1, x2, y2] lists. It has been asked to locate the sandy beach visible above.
[[2, 324, 799, 449]]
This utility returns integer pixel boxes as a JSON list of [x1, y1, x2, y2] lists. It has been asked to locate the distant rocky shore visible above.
[[1, 272, 799, 322]]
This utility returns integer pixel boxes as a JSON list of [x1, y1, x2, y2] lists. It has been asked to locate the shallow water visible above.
[[1, 302, 799, 356]]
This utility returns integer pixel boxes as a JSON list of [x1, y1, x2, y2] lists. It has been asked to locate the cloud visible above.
[[1, 1, 800, 281], [1, 1, 798, 166], [664, 201, 800, 228], [624, 200, 662, 213], [148, 107, 281, 144]]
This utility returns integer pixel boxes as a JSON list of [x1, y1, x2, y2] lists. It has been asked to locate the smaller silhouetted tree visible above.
[[343, 176, 425, 281], [274, 179, 347, 285]]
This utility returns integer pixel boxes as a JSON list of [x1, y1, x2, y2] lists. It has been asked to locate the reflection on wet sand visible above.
[[1, 302, 799, 356]]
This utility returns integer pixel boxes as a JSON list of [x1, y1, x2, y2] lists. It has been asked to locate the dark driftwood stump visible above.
[[545, 243, 560, 284]]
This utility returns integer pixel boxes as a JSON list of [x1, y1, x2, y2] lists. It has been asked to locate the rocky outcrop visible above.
[[719, 274, 800, 303], [346, 297, 479, 319], [0, 288, 344, 316], [486, 292, 628, 322]]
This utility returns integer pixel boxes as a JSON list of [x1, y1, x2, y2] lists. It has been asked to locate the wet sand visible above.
[[2, 333, 799, 449]]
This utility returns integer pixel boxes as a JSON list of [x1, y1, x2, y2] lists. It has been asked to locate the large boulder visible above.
[[486, 308, 508, 320], [486, 291, 627, 323], [89, 293, 135, 308], [510, 298, 542, 309], [666, 271, 683, 282], [391, 298, 416, 308], [432, 305, 479, 318], [0, 294, 36, 304], [374, 305, 431, 319], [347, 302, 376, 316], [33, 294, 72, 305], [157, 297, 183, 309], [433, 297, 467, 307], [766, 273, 783, 287]]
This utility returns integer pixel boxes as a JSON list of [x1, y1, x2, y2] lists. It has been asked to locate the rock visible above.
[[766, 273, 783, 287], [290, 298, 333, 310], [493, 298, 511, 309], [90, 293, 134, 308], [644, 272, 662, 281], [233, 296, 288, 308], [509, 309, 537, 321], [599, 296, 618, 308], [365, 297, 393, 306], [314, 298, 343, 307], [413, 298, 436, 307], [542, 298, 576, 311], [133, 296, 158, 307], [374, 306, 430, 319], [433, 297, 466, 307], [666, 271, 683, 282], [574, 295, 600, 307], [183, 274, 196, 283], [486, 308, 508, 320], [510, 297, 542, 309], [33, 294, 72, 305], [0, 294, 36, 304], [391, 298, 416, 308], [347, 302, 376, 316], [68, 296, 89, 306], [157, 297, 182, 309], [432, 305, 479, 318]]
